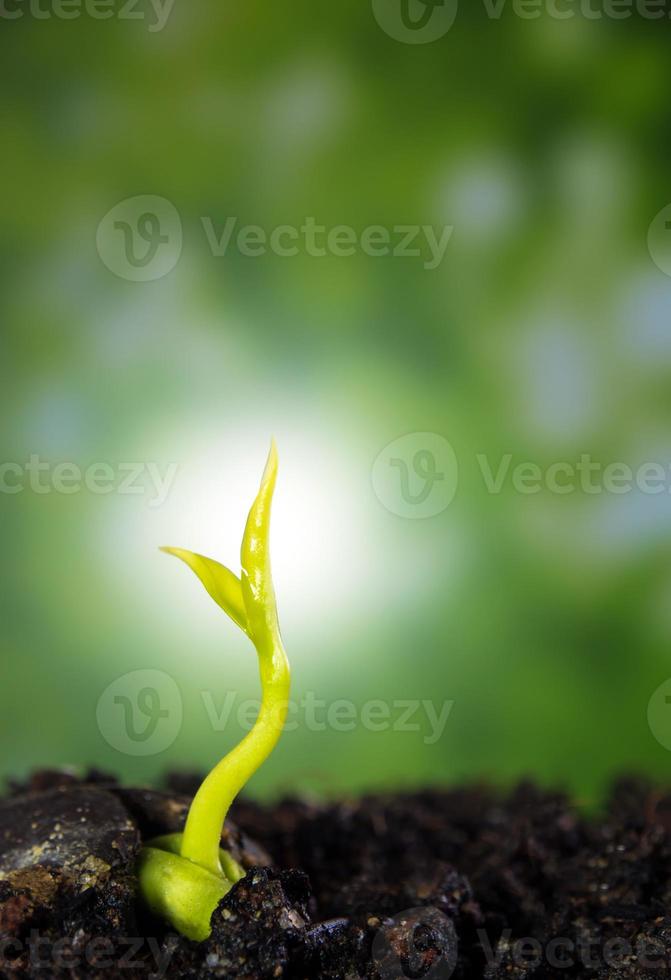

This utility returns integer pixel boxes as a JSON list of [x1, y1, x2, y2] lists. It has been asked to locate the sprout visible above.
[[138, 442, 290, 941]]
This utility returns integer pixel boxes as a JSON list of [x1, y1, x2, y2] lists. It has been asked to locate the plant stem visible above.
[[180, 639, 290, 877]]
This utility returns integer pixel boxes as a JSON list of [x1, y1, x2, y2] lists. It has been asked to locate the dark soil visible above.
[[1, 770, 671, 978]]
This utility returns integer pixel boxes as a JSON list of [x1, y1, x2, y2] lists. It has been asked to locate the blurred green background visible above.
[[2, 1, 671, 805]]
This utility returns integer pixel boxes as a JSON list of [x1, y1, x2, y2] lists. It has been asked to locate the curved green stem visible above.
[[179, 654, 289, 875]]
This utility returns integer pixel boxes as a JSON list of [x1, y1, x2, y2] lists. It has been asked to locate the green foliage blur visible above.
[[2, 1, 671, 804]]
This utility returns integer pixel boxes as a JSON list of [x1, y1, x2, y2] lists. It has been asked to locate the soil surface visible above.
[[1, 770, 671, 978]]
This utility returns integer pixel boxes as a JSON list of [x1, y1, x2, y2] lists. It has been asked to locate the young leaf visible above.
[[240, 438, 280, 652], [160, 547, 248, 635]]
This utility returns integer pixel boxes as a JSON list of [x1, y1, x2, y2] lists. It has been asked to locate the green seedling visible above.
[[138, 442, 290, 941]]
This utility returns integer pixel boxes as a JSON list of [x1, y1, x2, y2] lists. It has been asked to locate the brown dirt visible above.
[[1, 770, 670, 978]]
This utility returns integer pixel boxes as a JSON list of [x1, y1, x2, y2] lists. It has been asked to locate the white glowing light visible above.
[[111, 420, 373, 645], [102, 410, 455, 669]]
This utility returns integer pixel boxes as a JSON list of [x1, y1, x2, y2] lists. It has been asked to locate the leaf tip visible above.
[[262, 439, 279, 488], [160, 545, 180, 557]]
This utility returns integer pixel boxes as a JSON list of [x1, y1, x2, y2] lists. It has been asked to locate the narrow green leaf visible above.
[[161, 547, 248, 634], [240, 439, 279, 647]]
